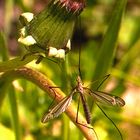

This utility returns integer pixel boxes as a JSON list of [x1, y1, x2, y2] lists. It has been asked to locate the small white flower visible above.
[[66, 39, 71, 50], [48, 47, 65, 59], [18, 35, 36, 46], [19, 12, 34, 25], [56, 49, 65, 59], [48, 47, 58, 57]]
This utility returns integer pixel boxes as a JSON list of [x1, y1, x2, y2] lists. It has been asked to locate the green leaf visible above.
[[0, 32, 9, 61], [92, 0, 127, 87]]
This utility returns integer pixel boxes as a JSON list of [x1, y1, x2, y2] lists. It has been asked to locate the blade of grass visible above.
[[8, 85, 21, 140], [61, 57, 71, 140], [0, 80, 9, 108], [63, 114, 70, 140], [0, 31, 9, 107], [4, 0, 14, 36], [112, 18, 140, 81], [92, 0, 127, 88], [0, 32, 9, 61], [127, 17, 140, 49]]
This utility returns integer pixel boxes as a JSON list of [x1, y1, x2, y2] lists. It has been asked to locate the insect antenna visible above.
[[96, 74, 110, 90], [96, 103, 123, 140], [77, 17, 82, 79], [47, 86, 60, 110]]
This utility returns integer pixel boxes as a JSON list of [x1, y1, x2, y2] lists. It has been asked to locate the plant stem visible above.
[[61, 58, 70, 140], [8, 85, 21, 140], [0, 67, 97, 140]]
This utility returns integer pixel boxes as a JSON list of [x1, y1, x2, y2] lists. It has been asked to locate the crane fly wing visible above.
[[41, 95, 72, 123], [41, 90, 75, 123], [87, 89, 125, 107]]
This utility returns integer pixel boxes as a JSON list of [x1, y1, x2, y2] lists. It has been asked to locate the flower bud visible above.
[[18, 0, 85, 60]]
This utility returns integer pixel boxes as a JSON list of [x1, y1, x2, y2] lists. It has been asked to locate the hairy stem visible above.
[[0, 67, 97, 140]]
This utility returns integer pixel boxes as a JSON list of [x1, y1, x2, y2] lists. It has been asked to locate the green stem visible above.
[[61, 58, 70, 140], [8, 85, 21, 140]]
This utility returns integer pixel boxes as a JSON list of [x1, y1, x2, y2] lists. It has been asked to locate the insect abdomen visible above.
[[80, 94, 91, 124]]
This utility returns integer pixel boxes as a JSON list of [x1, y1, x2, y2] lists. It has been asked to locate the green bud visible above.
[[18, 0, 85, 60]]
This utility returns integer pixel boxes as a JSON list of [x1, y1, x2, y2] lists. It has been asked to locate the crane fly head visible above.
[[76, 76, 82, 84]]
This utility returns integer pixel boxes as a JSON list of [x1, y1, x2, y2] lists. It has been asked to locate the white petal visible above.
[[48, 47, 58, 57], [21, 12, 34, 22], [56, 49, 65, 59], [66, 39, 71, 50], [18, 35, 36, 46]]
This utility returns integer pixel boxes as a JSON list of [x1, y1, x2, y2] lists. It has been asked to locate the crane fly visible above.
[[41, 75, 125, 123], [41, 73, 125, 140]]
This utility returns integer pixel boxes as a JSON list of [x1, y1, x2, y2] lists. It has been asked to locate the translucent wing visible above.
[[87, 89, 125, 107], [41, 91, 75, 123]]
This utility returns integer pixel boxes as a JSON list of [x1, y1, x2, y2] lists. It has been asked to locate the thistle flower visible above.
[[18, 0, 85, 60]]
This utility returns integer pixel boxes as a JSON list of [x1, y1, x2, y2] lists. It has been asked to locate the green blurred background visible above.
[[0, 0, 140, 140]]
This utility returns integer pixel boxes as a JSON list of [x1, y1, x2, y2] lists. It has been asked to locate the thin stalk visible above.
[[63, 114, 70, 140], [0, 32, 9, 61], [0, 32, 9, 107], [4, 0, 14, 36], [61, 57, 70, 140], [0, 80, 9, 108], [8, 85, 21, 140]]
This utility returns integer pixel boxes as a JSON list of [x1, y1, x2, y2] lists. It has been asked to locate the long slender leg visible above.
[[86, 74, 110, 90], [96, 103, 123, 140], [75, 96, 98, 140], [96, 74, 110, 90], [47, 86, 60, 110]]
